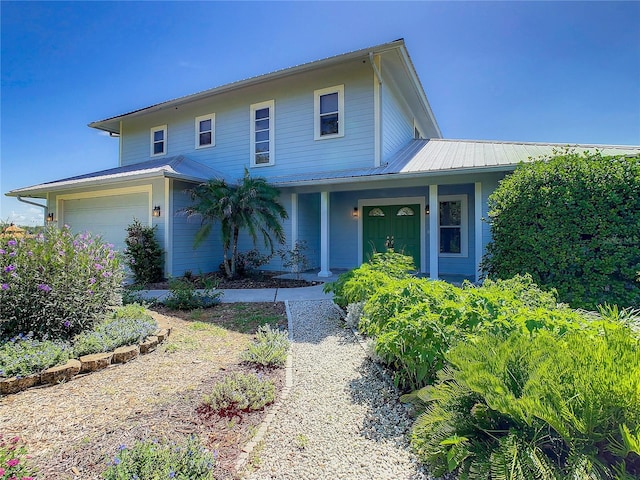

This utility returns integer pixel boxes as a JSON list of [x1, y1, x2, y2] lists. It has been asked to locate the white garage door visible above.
[[62, 193, 149, 251]]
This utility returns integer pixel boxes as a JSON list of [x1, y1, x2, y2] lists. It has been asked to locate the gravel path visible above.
[[242, 299, 432, 480]]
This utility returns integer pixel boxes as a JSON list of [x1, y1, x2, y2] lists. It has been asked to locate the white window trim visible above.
[[195, 113, 215, 149], [438, 194, 468, 258], [250, 100, 275, 167], [150, 125, 167, 157], [314, 84, 344, 140]]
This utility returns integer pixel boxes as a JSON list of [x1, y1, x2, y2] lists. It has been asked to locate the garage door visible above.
[[62, 193, 149, 251]]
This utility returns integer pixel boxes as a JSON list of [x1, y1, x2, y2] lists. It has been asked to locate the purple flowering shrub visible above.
[[0, 225, 124, 340]]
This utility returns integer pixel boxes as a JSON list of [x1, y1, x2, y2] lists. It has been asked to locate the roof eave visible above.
[[88, 39, 407, 135]]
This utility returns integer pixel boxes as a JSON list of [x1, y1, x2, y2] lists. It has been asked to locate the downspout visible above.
[[368, 52, 383, 167], [17, 196, 48, 223]]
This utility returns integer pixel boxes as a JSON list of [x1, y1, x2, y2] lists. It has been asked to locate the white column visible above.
[[318, 191, 332, 277], [429, 184, 438, 280], [290, 193, 298, 247], [474, 182, 483, 283]]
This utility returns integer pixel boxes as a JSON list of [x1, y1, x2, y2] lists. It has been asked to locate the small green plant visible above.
[[123, 219, 164, 285], [294, 434, 309, 450], [0, 434, 37, 479], [0, 225, 124, 340], [203, 372, 275, 416], [73, 305, 157, 357], [278, 240, 310, 279], [163, 277, 222, 310], [240, 325, 290, 367], [0, 333, 72, 378], [102, 435, 215, 480]]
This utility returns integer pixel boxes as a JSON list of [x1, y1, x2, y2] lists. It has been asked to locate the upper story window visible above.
[[439, 195, 468, 257], [150, 125, 167, 157], [250, 100, 275, 167], [314, 85, 344, 140], [195, 113, 215, 149]]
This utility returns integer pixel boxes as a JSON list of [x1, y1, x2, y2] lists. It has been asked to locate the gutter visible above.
[[17, 196, 48, 221]]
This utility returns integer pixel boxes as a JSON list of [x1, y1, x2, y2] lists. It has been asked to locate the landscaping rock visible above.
[[0, 373, 40, 394], [41, 359, 81, 385], [113, 345, 139, 363], [80, 352, 114, 373], [140, 335, 159, 354], [155, 328, 169, 342]]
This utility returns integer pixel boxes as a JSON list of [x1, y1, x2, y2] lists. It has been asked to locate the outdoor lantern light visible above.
[[425, 204, 430, 215], [152, 206, 161, 217], [352, 207, 358, 218], [46, 212, 55, 222]]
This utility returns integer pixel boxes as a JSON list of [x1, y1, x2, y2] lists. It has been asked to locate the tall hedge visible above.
[[483, 149, 640, 309]]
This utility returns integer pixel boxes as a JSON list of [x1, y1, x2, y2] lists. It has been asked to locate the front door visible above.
[[363, 204, 421, 268]]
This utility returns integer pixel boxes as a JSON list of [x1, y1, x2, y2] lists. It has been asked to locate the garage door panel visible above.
[[63, 193, 149, 251]]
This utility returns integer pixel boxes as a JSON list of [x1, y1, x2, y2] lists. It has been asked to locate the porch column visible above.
[[429, 184, 438, 280], [318, 191, 332, 277], [474, 182, 483, 283], [290, 193, 298, 247]]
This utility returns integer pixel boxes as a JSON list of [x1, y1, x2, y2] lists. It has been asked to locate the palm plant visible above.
[[181, 169, 287, 278]]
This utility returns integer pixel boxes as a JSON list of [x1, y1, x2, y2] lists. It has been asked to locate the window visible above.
[[250, 100, 275, 166], [368, 207, 385, 217], [195, 114, 215, 148], [314, 85, 344, 140], [439, 195, 468, 257], [150, 125, 167, 156], [397, 206, 415, 216]]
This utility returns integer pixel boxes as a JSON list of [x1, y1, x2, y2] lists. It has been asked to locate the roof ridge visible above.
[[431, 138, 640, 149]]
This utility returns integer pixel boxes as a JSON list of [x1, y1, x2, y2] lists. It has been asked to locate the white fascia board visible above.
[[89, 40, 407, 134]]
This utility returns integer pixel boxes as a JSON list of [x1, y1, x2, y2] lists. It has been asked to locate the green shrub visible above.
[[163, 277, 222, 310], [0, 225, 124, 340], [407, 325, 640, 479], [483, 150, 640, 309], [102, 436, 215, 480], [123, 219, 164, 285], [203, 372, 275, 416], [0, 333, 72, 378], [324, 251, 415, 307], [73, 305, 157, 357], [0, 433, 37, 479], [240, 325, 290, 367], [278, 240, 310, 280]]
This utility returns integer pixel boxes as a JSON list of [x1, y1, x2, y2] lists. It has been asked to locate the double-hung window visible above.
[[439, 195, 468, 257], [150, 125, 167, 157], [314, 85, 344, 140], [250, 100, 275, 166], [195, 113, 215, 149]]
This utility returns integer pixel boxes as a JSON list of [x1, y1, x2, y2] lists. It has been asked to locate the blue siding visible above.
[[382, 84, 414, 162], [297, 193, 320, 270], [120, 62, 375, 181], [171, 180, 221, 276]]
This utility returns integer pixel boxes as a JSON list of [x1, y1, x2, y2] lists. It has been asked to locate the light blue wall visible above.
[[171, 180, 221, 276], [382, 83, 414, 162], [120, 62, 375, 183], [297, 193, 320, 269]]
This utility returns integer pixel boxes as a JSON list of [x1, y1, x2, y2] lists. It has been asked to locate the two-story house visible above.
[[7, 39, 640, 281]]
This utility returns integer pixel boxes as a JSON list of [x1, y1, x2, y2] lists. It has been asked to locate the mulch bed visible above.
[[0, 303, 287, 480], [146, 271, 319, 290]]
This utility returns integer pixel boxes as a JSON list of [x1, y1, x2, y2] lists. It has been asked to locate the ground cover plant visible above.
[[0, 225, 123, 340], [0, 334, 72, 378], [483, 149, 640, 310], [161, 277, 222, 310], [103, 435, 216, 480], [240, 324, 290, 368], [203, 371, 276, 417], [0, 434, 37, 479]]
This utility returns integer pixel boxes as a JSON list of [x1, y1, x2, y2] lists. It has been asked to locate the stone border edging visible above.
[[234, 299, 294, 472], [0, 327, 171, 396]]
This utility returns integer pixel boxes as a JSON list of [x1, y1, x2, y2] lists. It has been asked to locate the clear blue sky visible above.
[[2, 1, 639, 226]]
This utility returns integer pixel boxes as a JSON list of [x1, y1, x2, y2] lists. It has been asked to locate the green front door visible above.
[[363, 204, 421, 268]]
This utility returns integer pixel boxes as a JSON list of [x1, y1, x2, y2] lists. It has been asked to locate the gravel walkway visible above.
[[242, 299, 433, 480]]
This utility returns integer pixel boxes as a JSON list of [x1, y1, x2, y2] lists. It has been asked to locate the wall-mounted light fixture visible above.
[[46, 212, 55, 222], [352, 207, 359, 218], [425, 204, 430, 215], [152, 206, 161, 217]]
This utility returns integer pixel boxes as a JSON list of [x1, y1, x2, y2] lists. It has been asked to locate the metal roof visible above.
[[7, 156, 223, 198], [269, 139, 640, 186]]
